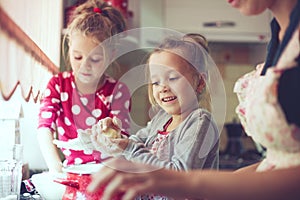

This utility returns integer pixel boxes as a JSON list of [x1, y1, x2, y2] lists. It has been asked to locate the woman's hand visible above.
[[87, 158, 164, 200]]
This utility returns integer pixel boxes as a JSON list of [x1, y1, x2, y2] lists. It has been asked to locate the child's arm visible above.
[[37, 127, 63, 173], [37, 77, 63, 173]]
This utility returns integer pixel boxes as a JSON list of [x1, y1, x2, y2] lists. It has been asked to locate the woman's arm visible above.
[[88, 158, 300, 200], [234, 162, 261, 173], [37, 127, 63, 173], [189, 166, 300, 200]]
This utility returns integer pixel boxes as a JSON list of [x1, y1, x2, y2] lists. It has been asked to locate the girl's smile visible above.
[[149, 51, 200, 118], [161, 95, 177, 103]]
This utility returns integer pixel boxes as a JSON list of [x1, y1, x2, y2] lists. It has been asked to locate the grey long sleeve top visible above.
[[123, 108, 219, 171]]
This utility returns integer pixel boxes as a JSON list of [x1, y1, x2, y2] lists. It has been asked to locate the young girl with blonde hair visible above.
[[37, 0, 131, 173]]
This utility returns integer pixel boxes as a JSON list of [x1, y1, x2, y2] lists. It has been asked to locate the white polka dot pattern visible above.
[[51, 98, 60, 104], [125, 100, 130, 109], [38, 72, 131, 166], [64, 117, 71, 126], [61, 92, 69, 102], [72, 105, 81, 115], [71, 81, 76, 88], [55, 84, 60, 93], [85, 117, 96, 126], [111, 110, 120, 115], [106, 95, 112, 103], [41, 111, 52, 119], [51, 122, 56, 130], [114, 91, 122, 99], [62, 72, 69, 78], [124, 118, 129, 124], [92, 109, 101, 118], [44, 88, 51, 97], [57, 127, 65, 135], [63, 149, 72, 156], [74, 158, 83, 164], [80, 97, 88, 106]]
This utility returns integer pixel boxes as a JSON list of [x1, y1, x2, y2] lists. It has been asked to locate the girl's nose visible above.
[[81, 58, 92, 69], [159, 83, 170, 93]]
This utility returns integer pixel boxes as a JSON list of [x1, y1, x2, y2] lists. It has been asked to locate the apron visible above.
[[234, 0, 300, 171]]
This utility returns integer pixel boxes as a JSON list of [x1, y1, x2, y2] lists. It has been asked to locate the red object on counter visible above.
[[54, 170, 123, 200]]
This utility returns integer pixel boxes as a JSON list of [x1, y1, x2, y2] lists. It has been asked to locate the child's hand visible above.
[[96, 117, 122, 139], [90, 119, 128, 156], [91, 134, 126, 157], [53, 129, 95, 151]]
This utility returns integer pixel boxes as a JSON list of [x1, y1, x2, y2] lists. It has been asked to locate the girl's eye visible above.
[[90, 57, 102, 63], [74, 56, 82, 60], [89, 55, 103, 63], [169, 77, 179, 81], [152, 81, 159, 86]]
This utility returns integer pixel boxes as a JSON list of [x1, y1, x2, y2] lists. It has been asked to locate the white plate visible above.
[[62, 163, 103, 174]]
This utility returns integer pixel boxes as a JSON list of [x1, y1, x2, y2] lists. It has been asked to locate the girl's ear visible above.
[[196, 74, 206, 93]]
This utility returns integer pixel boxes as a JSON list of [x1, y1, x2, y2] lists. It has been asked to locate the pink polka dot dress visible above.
[[38, 71, 131, 166]]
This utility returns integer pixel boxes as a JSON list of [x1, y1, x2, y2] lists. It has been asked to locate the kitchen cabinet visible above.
[[163, 0, 272, 42]]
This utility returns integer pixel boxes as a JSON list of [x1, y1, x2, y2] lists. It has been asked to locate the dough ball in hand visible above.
[[102, 127, 121, 139]]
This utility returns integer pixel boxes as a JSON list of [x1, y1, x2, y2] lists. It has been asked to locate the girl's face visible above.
[[69, 33, 105, 86], [226, 0, 273, 16], [149, 51, 201, 117]]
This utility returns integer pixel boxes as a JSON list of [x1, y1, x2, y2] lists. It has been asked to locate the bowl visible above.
[[31, 172, 66, 200]]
